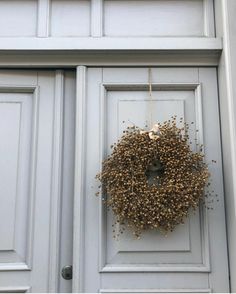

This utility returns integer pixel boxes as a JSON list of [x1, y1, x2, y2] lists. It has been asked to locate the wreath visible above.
[[96, 117, 210, 237]]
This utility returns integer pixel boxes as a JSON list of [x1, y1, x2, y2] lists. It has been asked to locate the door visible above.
[[0, 70, 75, 293], [77, 67, 229, 293]]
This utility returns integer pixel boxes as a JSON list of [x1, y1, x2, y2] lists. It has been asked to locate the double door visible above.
[[0, 68, 229, 293]]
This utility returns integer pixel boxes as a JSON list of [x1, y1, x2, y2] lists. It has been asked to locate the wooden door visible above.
[[0, 70, 75, 293], [76, 67, 229, 293]]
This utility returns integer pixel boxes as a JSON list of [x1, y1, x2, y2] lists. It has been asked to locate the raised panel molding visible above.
[[98, 83, 210, 273], [0, 86, 39, 271]]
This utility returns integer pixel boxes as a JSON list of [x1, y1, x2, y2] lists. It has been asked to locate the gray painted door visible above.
[[80, 67, 229, 293], [0, 70, 75, 293]]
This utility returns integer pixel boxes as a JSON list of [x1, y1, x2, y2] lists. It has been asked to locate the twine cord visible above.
[[148, 68, 154, 127]]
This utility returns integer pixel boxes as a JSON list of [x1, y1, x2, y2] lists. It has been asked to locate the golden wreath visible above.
[[96, 117, 211, 237]]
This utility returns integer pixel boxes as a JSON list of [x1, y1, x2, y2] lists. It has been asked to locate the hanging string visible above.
[[148, 68, 154, 127]]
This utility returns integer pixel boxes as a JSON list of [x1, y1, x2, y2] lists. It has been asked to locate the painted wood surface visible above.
[[0, 0, 215, 38], [73, 67, 229, 293], [0, 0, 234, 292], [0, 70, 75, 292]]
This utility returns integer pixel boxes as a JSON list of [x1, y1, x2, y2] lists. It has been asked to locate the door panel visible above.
[[105, 89, 204, 269], [0, 91, 33, 270], [59, 70, 76, 293], [0, 70, 75, 293], [81, 67, 229, 292]]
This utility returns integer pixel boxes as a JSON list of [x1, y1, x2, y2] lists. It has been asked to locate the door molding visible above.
[[48, 70, 64, 292], [0, 85, 39, 272], [98, 82, 210, 274], [0, 52, 221, 67], [73, 66, 87, 293]]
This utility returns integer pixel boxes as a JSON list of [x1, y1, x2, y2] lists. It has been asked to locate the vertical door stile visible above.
[[48, 70, 64, 292], [73, 66, 87, 293], [26, 85, 40, 273]]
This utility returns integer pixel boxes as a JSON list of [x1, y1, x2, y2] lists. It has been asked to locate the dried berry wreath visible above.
[[96, 117, 211, 237]]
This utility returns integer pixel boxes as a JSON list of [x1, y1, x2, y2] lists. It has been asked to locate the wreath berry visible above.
[[96, 117, 210, 237]]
